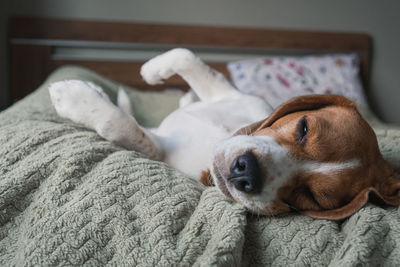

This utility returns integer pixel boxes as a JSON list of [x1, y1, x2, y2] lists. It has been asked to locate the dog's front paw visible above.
[[140, 57, 175, 85], [49, 80, 114, 127], [140, 48, 195, 85]]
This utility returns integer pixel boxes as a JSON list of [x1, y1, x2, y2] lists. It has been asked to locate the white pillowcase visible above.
[[227, 54, 367, 108]]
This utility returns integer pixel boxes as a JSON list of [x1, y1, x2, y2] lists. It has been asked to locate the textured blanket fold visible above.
[[1, 66, 400, 266]]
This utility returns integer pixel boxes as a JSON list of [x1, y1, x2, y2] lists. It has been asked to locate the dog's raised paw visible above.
[[140, 57, 174, 85], [140, 48, 196, 85], [49, 80, 114, 126]]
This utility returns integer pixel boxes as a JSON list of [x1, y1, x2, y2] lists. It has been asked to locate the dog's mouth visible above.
[[210, 135, 292, 214], [211, 162, 233, 199], [211, 160, 271, 214], [211, 161, 287, 216]]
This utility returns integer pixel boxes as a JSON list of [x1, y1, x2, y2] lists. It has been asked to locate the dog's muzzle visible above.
[[228, 151, 263, 193]]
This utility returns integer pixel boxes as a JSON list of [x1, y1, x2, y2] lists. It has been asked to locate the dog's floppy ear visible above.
[[233, 119, 265, 136], [302, 172, 400, 220], [373, 172, 400, 205], [301, 187, 376, 220], [234, 95, 356, 136]]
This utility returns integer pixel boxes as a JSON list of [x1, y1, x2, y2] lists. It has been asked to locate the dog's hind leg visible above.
[[49, 80, 163, 160], [141, 48, 240, 103]]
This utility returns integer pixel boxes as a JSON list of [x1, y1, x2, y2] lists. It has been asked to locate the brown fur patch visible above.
[[200, 169, 214, 186]]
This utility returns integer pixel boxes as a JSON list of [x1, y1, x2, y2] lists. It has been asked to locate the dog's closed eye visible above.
[[296, 116, 308, 146]]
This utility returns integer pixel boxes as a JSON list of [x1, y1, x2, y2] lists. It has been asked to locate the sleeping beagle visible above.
[[49, 48, 400, 220]]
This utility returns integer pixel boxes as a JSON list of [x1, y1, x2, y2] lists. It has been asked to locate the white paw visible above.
[[140, 48, 195, 85], [49, 80, 115, 127], [140, 56, 175, 85]]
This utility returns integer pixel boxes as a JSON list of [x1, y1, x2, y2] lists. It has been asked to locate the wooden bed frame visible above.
[[9, 16, 372, 103]]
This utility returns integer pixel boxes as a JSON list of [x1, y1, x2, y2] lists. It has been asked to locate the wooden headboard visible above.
[[9, 16, 372, 103]]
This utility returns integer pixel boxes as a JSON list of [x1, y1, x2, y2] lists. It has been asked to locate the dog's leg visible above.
[[49, 80, 163, 160], [179, 89, 199, 108], [141, 48, 240, 102]]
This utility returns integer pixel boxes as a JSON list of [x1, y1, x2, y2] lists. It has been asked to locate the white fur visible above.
[[140, 48, 240, 102], [301, 159, 361, 174], [117, 87, 133, 115], [49, 80, 163, 160], [48, 48, 357, 213]]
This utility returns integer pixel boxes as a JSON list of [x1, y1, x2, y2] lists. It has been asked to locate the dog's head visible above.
[[206, 95, 400, 220]]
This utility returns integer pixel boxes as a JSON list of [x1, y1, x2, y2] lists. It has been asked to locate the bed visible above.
[[2, 16, 400, 266]]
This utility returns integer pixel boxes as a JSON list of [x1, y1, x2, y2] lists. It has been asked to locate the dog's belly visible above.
[[155, 111, 229, 178], [152, 96, 272, 178]]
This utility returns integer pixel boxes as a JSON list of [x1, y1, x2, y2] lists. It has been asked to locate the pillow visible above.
[[119, 86, 183, 128], [227, 54, 367, 108]]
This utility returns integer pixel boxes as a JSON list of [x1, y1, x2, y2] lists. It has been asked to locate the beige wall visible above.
[[1, 0, 400, 123]]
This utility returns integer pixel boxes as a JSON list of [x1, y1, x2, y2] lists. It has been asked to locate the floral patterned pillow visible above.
[[227, 54, 367, 108]]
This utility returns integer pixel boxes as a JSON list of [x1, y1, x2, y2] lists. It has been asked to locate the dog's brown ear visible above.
[[234, 95, 356, 136], [302, 173, 400, 220], [301, 187, 375, 220], [373, 173, 400, 205], [233, 119, 265, 136], [258, 95, 356, 129]]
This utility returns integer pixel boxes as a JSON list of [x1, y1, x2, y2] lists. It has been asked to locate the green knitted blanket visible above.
[[1, 66, 400, 266]]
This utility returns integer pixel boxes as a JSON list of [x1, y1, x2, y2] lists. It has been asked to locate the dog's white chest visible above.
[[153, 96, 272, 178]]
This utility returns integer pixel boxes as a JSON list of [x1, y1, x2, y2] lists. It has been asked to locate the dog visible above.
[[49, 48, 400, 220]]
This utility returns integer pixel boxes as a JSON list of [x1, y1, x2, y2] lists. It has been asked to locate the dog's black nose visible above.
[[229, 151, 262, 193]]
